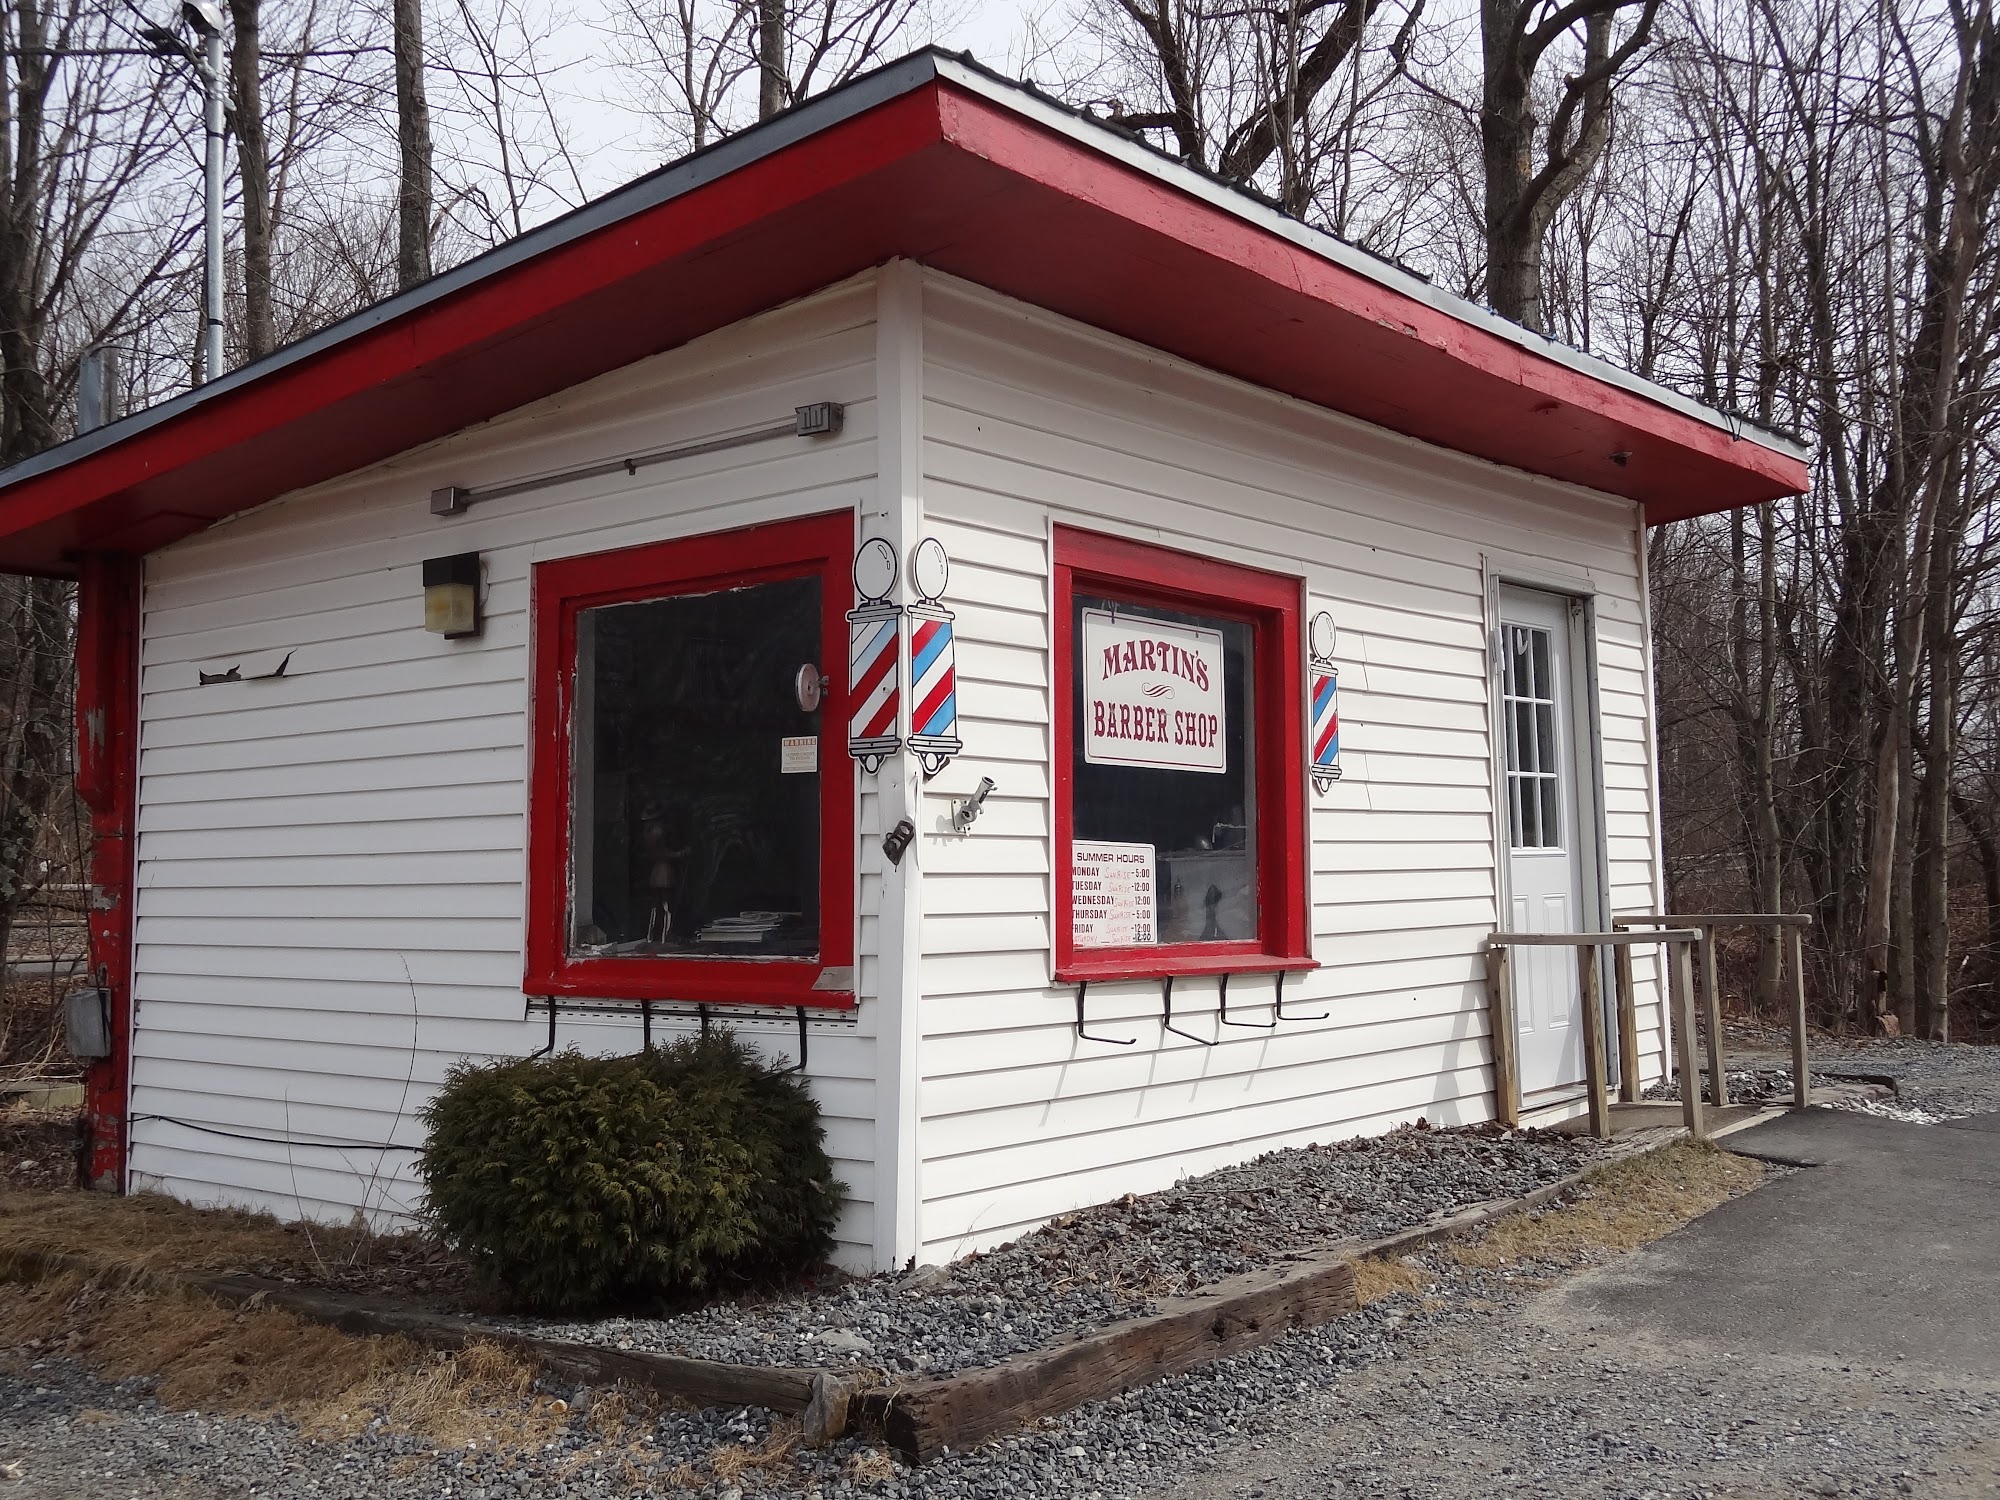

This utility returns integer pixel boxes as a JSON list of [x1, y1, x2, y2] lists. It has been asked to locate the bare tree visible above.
[[228, 0, 277, 358], [600, 0, 933, 158], [394, 0, 434, 286], [1477, 0, 1659, 331]]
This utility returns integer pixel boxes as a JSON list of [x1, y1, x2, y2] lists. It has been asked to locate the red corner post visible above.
[[74, 552, 141, 1188]]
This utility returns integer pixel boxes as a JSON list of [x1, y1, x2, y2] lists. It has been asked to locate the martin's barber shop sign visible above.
[[1081, 608, 1227, 774]]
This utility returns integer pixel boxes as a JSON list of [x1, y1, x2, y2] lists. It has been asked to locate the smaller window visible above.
[[1501, 623, 1562, 851], [526, 513, 856, 1008], [1054, 528, 1311, 981]]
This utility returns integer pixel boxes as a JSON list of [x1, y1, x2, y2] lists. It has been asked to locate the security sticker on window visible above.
[[780, 735, 818, 774], [1081, 610, 1227, 774], [1073, 839, 1157, 947]]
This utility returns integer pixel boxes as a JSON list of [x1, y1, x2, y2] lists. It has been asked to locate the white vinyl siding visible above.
[[911, 272, 1664, 1261], [128, 277, 887, 1266], [121, 261, 1672, 1277]]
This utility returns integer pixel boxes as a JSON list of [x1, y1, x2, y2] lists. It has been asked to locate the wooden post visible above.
[[1670, 937, 1706, 1140], [1487, 945, 1519, 1127], [1789, 925, 1810, 1111], [1614, 942, 1640, 1103], [1700, 924, 1729, 1106], [1577, 944, 1610, 1138]]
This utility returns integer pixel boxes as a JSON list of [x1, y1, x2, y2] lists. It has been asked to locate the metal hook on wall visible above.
[[1217, 970, 1276, 1030], [1074, 981, 1135, 1046], [1161, 974, 1217, 1046], [781, 1006, 810, 1073], [526, 997, 558, 1058], [1274, 970, 1329, 1022]]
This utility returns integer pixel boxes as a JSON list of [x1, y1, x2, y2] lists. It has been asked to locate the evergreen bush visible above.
[[417, 1032, 843, 1313]]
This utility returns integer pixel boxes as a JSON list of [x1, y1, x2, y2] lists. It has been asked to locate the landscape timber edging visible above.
[[0, 1121, 1721, 1463], [857, 1124, 1696, 1464]]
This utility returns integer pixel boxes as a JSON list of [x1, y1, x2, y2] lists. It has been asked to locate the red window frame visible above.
[[526, 511, 856, 1009], [1053, 526, 1313, 983]]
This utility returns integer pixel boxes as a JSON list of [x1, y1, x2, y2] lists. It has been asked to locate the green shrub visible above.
[[417, 1033, 844, 1313]]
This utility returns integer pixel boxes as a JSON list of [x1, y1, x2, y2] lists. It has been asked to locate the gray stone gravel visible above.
[[10, 1051, 1997, 1499], [499, 1121, 1603, 1376], [1646, 1035, 2000, 1121]]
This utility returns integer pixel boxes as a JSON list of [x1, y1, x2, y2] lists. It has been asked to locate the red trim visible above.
[[1052, 527, 1312, 984], [0, 71, 1802, 576], [75, 553, 141, 1186], [526, 512, 857, 1009]]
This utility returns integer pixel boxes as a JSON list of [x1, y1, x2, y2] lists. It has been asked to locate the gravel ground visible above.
[[500, 1122, 1604, 1376], [18, 1185, 1993, 1500], [9, 1049, 1999, 1499], [0, 1247, 1512, 1500], [1646, 1034, 2000, 1122], [1149, 1272, 2000, 1500]]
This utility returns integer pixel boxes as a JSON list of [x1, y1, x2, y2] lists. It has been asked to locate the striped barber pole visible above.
[[847, 600, 900, 773], [907, 602, 962, 777], [1310, 666, 1341, 792]]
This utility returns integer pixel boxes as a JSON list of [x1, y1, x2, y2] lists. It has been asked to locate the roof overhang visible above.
[[0, 51, 1809, 576]]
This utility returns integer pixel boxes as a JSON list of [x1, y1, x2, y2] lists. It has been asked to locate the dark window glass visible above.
[[570, 576, 822, 959], [1071, 593, 1256, 947]]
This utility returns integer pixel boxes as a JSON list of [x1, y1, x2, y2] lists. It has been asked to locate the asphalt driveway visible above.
[[1150, 1109, 2000, 1500]]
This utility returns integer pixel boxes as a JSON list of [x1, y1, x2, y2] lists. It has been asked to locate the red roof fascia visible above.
[[0, 87, 950, 574], [0, 70, 1805, 576], [925, 84, 1807, 522]]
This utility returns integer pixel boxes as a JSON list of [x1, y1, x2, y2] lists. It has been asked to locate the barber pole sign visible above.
[[1309, 609, 1342, 793], [906, 538, 961, 777], [847, 538, 900, 773]]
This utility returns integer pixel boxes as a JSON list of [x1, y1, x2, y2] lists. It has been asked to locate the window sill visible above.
[[1055, 953, 1318, 985], [526, 960, 856, 1011]]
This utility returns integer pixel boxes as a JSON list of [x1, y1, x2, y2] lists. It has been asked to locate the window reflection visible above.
[[570, 576, 822, 959]]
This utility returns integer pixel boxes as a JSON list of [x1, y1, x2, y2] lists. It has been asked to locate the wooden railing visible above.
[[1614, 913, 1814, 1118], [1486, 928, 1701, 1138]]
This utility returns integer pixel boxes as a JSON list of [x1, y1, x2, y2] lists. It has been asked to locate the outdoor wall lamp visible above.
[[423, 552, 483, 639]]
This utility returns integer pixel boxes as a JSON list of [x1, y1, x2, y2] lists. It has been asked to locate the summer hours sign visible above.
[[1081, 609, 1228, 774]]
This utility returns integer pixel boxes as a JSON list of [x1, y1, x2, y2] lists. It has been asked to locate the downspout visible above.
[[74, 552, 142, 1189]]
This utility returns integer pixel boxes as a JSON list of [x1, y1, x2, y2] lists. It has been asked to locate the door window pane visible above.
[[1072, 595, 1256, 947], [1502, 622, 1562, 851], [570, 575, 823, 959]]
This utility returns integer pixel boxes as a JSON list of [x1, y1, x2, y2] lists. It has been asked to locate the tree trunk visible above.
[[226, 0, 274, 360], [393, 0, 433, 289], [1478, 0, 1541, 329], [1752, 504, 1784, 1010], [757, 0, 787, 119]]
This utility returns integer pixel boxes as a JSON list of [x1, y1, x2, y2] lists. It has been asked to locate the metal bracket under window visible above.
[[1160, 974, 1216, 1046], [1217, 970, 1276, 1030], [1274, 969, 1329, 1022], [1073, 981, 1136, 1046], [524, 995, 816, 1074]]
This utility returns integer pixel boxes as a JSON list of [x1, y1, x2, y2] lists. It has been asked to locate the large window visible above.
[[527, 513, 855, 1007], [1054, 527, 1311, 981]]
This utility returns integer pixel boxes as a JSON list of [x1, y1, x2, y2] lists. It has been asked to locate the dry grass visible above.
[[0, 1271, 574, 1451], [0, 1180, 470, 1307], [2, 1185, 384, 1276], [842, 1445, 901, 1483], [1351, 1255, 1425, 1305], [710, 1417, 804, 1480], [1447, 1139, 1764, 1270], [1347, 1140, 1766, 1300]]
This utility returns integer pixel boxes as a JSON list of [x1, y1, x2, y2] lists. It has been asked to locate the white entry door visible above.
[[1499, 586, 1588, 1100]]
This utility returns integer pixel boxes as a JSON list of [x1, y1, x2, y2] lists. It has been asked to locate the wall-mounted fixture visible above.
[[952, 775, 996, 833], [423, 552, 482, 639], [429, 403, 845, 517], [882, 817, 915, 867]]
